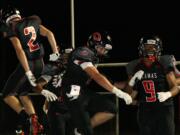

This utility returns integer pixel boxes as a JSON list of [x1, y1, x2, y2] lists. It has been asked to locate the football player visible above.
[[125, 35, 179, 135], [0, 5, 58, 135], [60, 31, 132, 135]]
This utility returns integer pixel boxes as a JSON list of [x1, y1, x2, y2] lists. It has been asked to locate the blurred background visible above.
[[0, 0, 180, 134]]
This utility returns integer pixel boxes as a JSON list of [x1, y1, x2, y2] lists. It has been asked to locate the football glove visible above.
[[25, 70, 37, 87], [157, 91, 172, 102], [41, 89, 58, 102], [112, 87, 132, 105], [49, 53, 60, 61], [129, 70, 144, 87]]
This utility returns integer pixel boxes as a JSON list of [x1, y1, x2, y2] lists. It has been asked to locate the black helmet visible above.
[[87, 31, 112, 52], [0, 5, 21, 24], [138, 35, 162, 59]]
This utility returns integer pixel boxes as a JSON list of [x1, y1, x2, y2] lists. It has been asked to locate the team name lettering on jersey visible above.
[[142, 73, 157, 79]]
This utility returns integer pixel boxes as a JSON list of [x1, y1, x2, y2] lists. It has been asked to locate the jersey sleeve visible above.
[[0, 22, 16, 38], [0, 22, 18, 38], [159, 55, 174, 74], [40, 74, 52, 83], [0, 23, 8, 32], [5, 26, 16, 38], [0, 23, 8, 37], [126, 59, 140, 76]]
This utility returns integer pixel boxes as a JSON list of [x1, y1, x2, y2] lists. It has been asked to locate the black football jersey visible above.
[[40, 62, 68, 113], [126, 55, 174, 105], [6, 15, 44, 60], [62, 46, 98, 93], [46, 73, 68, 113]]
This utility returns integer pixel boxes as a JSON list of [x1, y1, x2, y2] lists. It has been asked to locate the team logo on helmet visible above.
[[87, 31, 112, 51], [92, 32, 102, 42]]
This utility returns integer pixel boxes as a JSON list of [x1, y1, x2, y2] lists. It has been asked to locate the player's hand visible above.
[[25, 70, 37, 87], [157, 91, 172, 102], [41, 89, 58, 102], [129, 70, 144, 87], [49, 53, 60, 61], [112, 87, 132, 105]]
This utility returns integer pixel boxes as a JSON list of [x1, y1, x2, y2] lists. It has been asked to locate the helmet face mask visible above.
[[87, 31, 112, 56], [138, 36, 162, 62], [0, 6, 21, 24]]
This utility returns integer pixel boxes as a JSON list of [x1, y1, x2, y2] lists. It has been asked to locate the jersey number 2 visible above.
[[24, 26, 40, 52], [142, 80, 157, 102]]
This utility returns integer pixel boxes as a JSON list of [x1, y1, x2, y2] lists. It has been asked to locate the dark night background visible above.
[[0, 0, 180, 88], [0, 0, 180, 134]]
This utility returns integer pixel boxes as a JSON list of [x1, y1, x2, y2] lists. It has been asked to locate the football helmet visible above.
[[138, 35, 162, 61], [0, 5, 21, 24], [87, 31, 112, 54]]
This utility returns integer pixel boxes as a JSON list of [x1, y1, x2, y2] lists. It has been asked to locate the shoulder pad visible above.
[[159, 55, 174, 73], [126, 59, 141, 76], [27, 15, 41, 25], [72, 47, 95, 62]]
